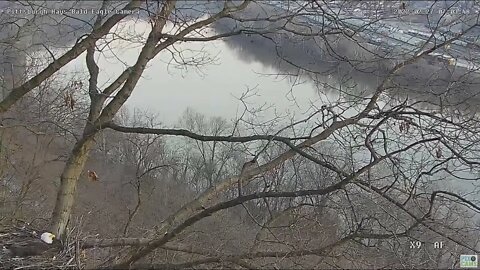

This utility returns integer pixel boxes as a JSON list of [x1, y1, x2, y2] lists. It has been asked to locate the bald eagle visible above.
[[87, 170, 99, 182], [238, 158, 259, 196], [3, 232, 60, 257]]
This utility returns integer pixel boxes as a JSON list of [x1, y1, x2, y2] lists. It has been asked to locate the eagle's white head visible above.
[[40, 232, 55, 244]]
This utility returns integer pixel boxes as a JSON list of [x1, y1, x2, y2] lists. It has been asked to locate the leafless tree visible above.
[[1, 0, 480, 269]]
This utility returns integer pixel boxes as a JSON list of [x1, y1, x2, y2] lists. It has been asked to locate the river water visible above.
[[1, 1, 479, 220]]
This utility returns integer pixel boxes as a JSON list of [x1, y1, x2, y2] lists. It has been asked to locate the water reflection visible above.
[[0, 0, 478, 231], [1, 0, 479, 113]]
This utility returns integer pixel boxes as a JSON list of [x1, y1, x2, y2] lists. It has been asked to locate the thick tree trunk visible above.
[[50, 136, 96, 238]]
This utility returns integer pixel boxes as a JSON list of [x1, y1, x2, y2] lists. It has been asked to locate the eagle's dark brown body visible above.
[[238, 159, 259, 196], [3, 236, 60, 257]]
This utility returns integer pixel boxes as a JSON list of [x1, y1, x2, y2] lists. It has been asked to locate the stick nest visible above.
[[0, 225, 80, 269]]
